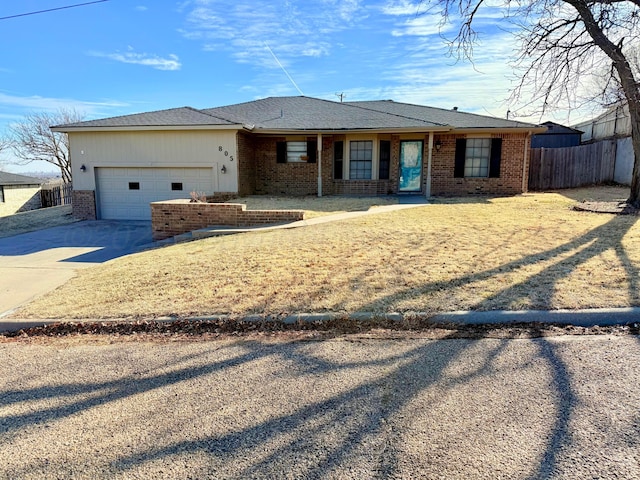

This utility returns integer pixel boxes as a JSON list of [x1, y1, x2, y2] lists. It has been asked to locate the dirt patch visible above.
[[573, 200, 639, 215], [2, 317, 638, 343]]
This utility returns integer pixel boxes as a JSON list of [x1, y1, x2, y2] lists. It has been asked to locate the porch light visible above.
[[221, 165, 227, 174], [80, 164, 87, 172], [435, 140, 442, 152]]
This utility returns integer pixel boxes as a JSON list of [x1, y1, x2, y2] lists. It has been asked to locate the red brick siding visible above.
[[72, 190, 96, 220], [254, 137, 319, 195], [430, 133, 528, 196], [151, 200, 305, 240], [237, 132, 256, 196]]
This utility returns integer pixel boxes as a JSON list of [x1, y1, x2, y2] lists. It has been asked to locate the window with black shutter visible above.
[[379, 140, 391, 180], [334, 141, 344, 179], [454, 137, 502, 178]]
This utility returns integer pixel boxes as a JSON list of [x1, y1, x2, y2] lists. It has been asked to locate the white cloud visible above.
[[0, 92, 127, 114], [179, 0, 364, 70], [89, 51, 182, 71], [135, 5, 148, 11]]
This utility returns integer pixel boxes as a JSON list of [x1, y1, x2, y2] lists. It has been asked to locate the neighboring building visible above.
[[52, 96, 545, 221], [573, 102, 633, 185], [530, 121, 582, 148], [0, 171, 43, 217]]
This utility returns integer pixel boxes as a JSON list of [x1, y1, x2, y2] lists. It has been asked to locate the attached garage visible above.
[[95, 167, 216, 220]]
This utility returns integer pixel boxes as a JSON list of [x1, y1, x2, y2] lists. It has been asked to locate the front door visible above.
[[399, 140, 423, 192]]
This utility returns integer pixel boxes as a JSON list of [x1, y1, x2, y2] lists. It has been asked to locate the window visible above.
[[334, 141, 344, 179], [379, 140, 391, 180], [276, 140, 317, 163], [349, 140, 373, 179], [287, 141, 308, 162], [464, 138, 491, 177], [454, 138, 502, 178], [0, 186, 4, 203], [128, 182, 140, 190], [171, 182, 183, 191]]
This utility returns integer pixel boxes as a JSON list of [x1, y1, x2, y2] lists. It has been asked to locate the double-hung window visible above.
[[349, 140, 373, 179], [464, 138, 491, 177]]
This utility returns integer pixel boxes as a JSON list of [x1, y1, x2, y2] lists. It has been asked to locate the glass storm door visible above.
[[399, 140, 423, 192]]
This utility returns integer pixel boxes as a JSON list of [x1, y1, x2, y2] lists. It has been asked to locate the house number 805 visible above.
[[218, 146, 234, 161]]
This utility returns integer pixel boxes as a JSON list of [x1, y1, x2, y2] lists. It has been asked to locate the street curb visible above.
[[2, 308, 640, 334]]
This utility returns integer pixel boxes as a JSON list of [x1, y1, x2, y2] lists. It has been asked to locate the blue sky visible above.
[[0, 0, 603, 173]]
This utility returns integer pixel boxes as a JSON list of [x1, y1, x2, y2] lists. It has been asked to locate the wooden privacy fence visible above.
[[528, 140, 617, 191], [41, 183, 72, 208]]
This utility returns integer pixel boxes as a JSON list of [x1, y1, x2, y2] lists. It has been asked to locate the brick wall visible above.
[[254, 137, 319, 195], [431, 133, 529, 196], [72, 190, 96, 220], [151, 200, 305, 240], [237, 132, 256, 196]]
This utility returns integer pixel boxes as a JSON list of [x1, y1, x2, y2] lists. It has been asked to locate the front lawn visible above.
[[15, 186, 640, 319]]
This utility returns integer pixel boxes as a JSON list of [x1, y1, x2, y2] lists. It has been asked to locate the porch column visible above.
[[317, 133, 323, 197], [426, 132, 434, 198]]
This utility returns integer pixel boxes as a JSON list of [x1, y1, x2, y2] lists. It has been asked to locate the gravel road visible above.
[[1, 334, 639, 479]]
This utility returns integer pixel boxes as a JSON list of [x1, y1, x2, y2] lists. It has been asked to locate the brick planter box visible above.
[[151, 200, 305, 241]]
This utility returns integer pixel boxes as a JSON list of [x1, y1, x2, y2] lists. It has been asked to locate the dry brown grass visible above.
[[15, 186, 640, 319], [0, 205, 77, 239]]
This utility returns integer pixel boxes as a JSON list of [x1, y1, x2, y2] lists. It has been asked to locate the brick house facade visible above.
[[53, 96, 545, 221]]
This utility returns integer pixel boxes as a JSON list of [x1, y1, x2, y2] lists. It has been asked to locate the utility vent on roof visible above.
[[452, 107, 458, 111]]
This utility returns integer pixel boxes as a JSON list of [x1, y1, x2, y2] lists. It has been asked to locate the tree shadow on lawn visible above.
[[360, 213, 639, 312], [1, 334, 588, 478]]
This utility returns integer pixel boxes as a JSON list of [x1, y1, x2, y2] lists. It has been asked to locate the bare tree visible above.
[[428, 0, 640, 204], [8, 109, 83, 183]]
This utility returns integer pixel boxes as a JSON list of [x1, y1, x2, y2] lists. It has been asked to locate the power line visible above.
[[0, 0, 109, 21]]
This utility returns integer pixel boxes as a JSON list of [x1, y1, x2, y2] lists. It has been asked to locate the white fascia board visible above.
[[452, 126, 548, 135], [50, 124, 247, 133], [255, 126, 453, 135]]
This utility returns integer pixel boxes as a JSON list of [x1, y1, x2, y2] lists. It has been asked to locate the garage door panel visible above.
[[96, 167, 216, 220]]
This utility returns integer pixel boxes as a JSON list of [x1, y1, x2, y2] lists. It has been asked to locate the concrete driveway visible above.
[[0, 220, 157, 317]]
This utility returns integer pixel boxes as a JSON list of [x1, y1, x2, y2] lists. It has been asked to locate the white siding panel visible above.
[[96, 167, 216, 220]]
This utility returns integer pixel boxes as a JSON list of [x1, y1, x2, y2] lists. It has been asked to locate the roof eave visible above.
[[452, 126, 548, 134], [50, 124, 246, 133], [254, 126, 453, 135]]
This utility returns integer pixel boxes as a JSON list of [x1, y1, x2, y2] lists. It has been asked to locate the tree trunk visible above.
[[627, 102, 640, 206]]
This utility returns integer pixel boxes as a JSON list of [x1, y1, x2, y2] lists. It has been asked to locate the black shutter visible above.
[[379, 140, 391, 180], [334, 141, 343, 179], [454, 138, 466, 178], [276, 141, 286, 163], [307, 140, 317, 163], [489, 138, 502, 178]]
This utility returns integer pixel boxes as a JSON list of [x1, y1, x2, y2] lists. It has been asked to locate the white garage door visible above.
[[96, 167, 216, 220]]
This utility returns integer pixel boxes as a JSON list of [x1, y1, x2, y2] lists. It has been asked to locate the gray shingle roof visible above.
[[202, 96, 444, 130], [54, 106, 237, 128], [348, 100, 539, 129], [0, 171, 43, 186], [54, 96, 542, 131]]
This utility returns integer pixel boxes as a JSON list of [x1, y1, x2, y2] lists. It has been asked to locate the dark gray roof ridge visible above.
[[0, 171, 43, 185], [53, 106, 238, 128], [348, 99, 541, 128], [340, 99, 450, 127]]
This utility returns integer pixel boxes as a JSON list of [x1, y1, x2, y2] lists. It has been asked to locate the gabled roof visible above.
[[201, 96, 444, 131], [52, 96, 544, 133], [0, 171, 43, 186], [349, 100, 537, 129], [52, 106, 238, 129]]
